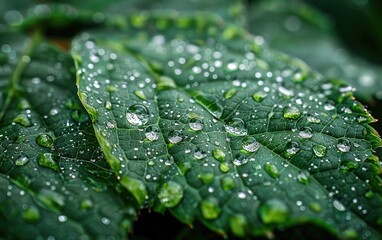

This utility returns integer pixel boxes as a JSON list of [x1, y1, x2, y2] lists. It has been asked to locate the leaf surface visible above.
[[0, 32, 136, 239], [72, 13, 382, 239]]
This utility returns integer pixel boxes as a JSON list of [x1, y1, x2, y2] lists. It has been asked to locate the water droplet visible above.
[[36, 133, 54, 148], [307, 114, 321, 123], [224, 118, 247, 136], [252, 91, 267, 102], [227, 61, 238, 71], [336, 138, 350, 152], [221, 176, 235, 191], [285, 141, 300, 156], [126, 104, 149, 126], [241, 136, 260, 152], [219, 163, 230, 173], [324, 100, 336, 111], [80, 199, 94, 210], [134, 90, 146, 100], [283, 106, 301, 119], [198, 173, 214, 184], [233, 153, 249, 166], [23, 206, 40, 222], [264, 162, 280, 178], [313, 145, 326, 157], [200, 198, 221, 219], [212, 149, 226, 162], [189, 118, 204, 131], [297, 171, 310, 184], [158, 181, 183, 208], [340, 160, 359, 173], [229, 214, 247, 237], [168, 130, 183, 144], [15, 156, 29, 166], [298, 127, 313, 139], [333, 200, 345, 211], [37, 153, 60, 172], [193, 94, 223, 119], [364, 191, 374, 199], [194, 147, 207, 160], [308, 202, 322, 213], [101, 217, 111, 225], [259, 199, 289, 224], [13, 114, 32, 127], [145, 126, 160, 141], [58, 215, 67, 222], [224, 88, 237, 99]]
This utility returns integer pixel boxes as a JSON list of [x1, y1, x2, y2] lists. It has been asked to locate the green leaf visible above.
[[248, 0, 382, 101], [0, 32, 136, 238], [72, 12, 382, 239]]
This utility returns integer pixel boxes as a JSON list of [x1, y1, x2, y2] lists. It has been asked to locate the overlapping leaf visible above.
[[72, 12, 382, 239], [0, 32, 136, 239]]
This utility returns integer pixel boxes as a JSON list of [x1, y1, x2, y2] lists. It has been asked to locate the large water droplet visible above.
[[252, 91, 267, 102], [189, 118, 204, 131], [224, 118, 247, 136], [233, 153, 249, 166], [241, 136, 260, 152], [194, 147, 207, 160], [158, 181, 183, 208], [37, 153, 60, 172], [224, 88, 237, 99], [221, 176, 235, 191], [212, 149, 226, 162], [13, 114, 32, 127], [333, 200, 345, 211], [126, 104, 149, 126], [298, 127, 313, 139], [200, 198, 221, 219], [15, 156, 29, 166], [307, 114, 321, 123], [283, 106, 301, 119], [36, 133, 54, 148], [259, 199, 289, 224], [297, 170, 310, 184], [168, 130, 183, 144], [264, 162, 280, 178], [285, 141, 300, 156], [23, 206, 40, 222], [313, 145, 326, 157], [145, 126, 160, 141], [336, 138, 350, 152]]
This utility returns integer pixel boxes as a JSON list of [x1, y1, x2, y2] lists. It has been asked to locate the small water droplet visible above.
[[158, 181, 183, 208], [264, 162, 280, 178], [168, 130, 183, 144], [224, 88, 237, 99], [145, 126, 160, 141], [252, 91, 267, 102], [13, 114, 32, 127], [313, 145, 326, 157], [285, 141, 300, 156], [37, 153, 59, 172], [336, 138, 350, 152], [189, 118, 204, 131], [200, 198, 221, 219], [126, 104, 149, 126], [229, 214, 247, 237], [15, 156, 29, 166], [283, 106, 301, 119], [298, 127, 313, 139], [134, 90, 146, 100], [233, 153, 249, 166], [212, 149, 226, 162], [241, 136, 260, 152], [259, 199, 289, 224], [219, 163, 230, 173], [224, 118, 247, 136], [80, 199, 94, 210], [194, 147, 207, 160], [36, 133, 54, 148], [308, 202, 322, 213], [340, 160, 359, 172]]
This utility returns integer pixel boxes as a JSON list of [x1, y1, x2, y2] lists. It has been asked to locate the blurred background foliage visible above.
[[1, 0, 381, 239]]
